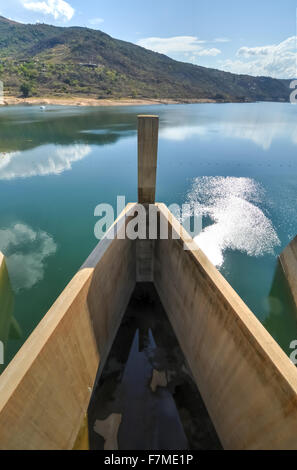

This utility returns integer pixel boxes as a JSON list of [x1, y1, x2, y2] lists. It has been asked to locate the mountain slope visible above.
[[0, 16, 290, 102]]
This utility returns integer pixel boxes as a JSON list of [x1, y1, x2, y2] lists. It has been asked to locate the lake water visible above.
[[0, 102, 297, 371]]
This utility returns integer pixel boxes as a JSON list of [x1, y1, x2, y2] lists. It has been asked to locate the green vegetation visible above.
[[0, 15, 290, 102], [20, 82, 33, 97]]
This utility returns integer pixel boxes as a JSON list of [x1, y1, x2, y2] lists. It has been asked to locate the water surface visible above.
[[0, 102, 297, 368]]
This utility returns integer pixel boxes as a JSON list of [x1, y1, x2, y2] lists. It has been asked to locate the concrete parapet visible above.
[[0, 205, 136, 449], [154, 203, 297, 450]]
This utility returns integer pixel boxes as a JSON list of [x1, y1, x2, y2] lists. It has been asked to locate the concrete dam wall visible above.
[[0, 206, 136, 449], [154, 204, 297, 450], [0, 116, 297, 449]]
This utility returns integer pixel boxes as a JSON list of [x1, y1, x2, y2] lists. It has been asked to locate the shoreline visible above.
[[2, 96, 218, 107]]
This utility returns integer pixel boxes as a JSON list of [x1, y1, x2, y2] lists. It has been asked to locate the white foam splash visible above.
[[185, 177, 280, 267]]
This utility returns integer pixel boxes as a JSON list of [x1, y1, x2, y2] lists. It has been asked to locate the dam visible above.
[[0, 115, 297, 450]]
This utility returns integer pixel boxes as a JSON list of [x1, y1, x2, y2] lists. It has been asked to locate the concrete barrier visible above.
[[0, 205, 136, 450], [1, 203, 297, 449], [154, 203, 297, 450]]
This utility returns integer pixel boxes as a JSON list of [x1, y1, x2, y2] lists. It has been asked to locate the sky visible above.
[[0, 0, 297, 78]]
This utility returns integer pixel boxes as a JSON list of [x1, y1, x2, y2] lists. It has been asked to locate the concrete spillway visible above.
[[85, 283, 222, 451], [0, 116, 297, 450]]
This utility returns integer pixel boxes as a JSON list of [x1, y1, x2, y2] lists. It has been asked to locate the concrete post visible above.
[[136, 115, 159, 282], [137, 115, 159, 204]]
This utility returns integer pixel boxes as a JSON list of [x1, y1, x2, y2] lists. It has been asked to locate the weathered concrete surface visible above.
[[137, 115, 158, 282], [1, 197, 297, 450], [0, 205, 137, 450], [137, 115, 158, 204], [154, 203, 297, 450], [73, 415, 89, 450], [279, 235, 297, 309], [136, 205, 155, 282]]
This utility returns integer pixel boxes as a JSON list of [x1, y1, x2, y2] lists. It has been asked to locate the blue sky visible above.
[[0, 0, 297, 78]]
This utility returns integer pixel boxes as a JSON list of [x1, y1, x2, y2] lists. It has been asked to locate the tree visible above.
[[20, 82, 32, 98]]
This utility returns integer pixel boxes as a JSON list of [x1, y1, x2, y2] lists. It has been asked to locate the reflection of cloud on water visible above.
[[160, 121, 292, 149], [159, 106, 297, 150], [0, 224, 57, 291], [185, 177, 280, 267], [220, 120, 297, 151], [159, 126, 206, 141], [0, 144, 91, 180]]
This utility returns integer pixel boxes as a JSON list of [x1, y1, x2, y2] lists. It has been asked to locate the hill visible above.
[[0, 16, 290, 102]]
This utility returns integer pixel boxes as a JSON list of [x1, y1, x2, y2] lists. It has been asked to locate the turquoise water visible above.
[[0, 102, 297, 369]]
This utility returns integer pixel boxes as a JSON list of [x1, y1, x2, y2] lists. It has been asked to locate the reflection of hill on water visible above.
[[0, 108, 137, 153]]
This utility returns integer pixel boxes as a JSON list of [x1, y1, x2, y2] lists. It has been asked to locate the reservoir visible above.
[[0, 101, 297, 371]]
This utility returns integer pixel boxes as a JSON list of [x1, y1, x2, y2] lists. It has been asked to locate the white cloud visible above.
[[213, 37, 231, 43], [194, 48, 221, 57], [137, 36, 221, 58], [0, 223, 57, 291], [138, 36, 205, 54], [89, 17, 104, 26], [23, 0, 74, 21], [219, 36, 297, 78]]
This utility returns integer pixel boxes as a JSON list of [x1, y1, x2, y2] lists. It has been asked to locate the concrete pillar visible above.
[[136, 115, 159, 282], [137, 115, 159, 204]]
